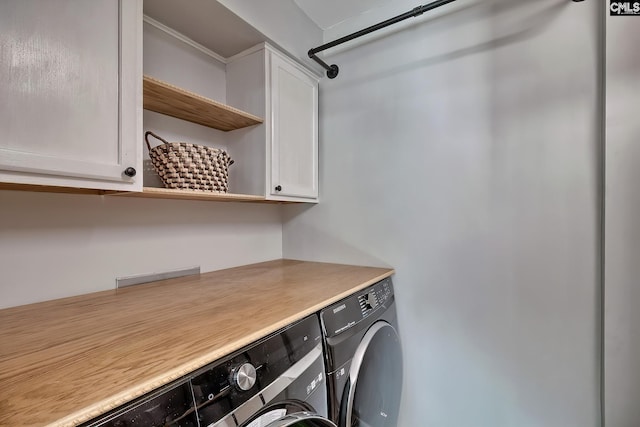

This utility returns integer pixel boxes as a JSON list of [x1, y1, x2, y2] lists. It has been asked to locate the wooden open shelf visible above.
[[143, 75, 264, 131], [0, 184, 300, 204], [106, 187, 289, 203], [0, 182, 105, 195]]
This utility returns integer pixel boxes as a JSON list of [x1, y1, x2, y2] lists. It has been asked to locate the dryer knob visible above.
[[232, 363, 257, 391], [366, 291, 378, 309]]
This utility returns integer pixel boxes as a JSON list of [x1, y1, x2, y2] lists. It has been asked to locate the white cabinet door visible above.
[[268, 51, 318, 200], [0, 0, 142, 191]]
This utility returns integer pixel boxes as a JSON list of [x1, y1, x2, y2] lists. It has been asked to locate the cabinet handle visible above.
[[274, 185, 282, 192], [124, 167, 137, 177]]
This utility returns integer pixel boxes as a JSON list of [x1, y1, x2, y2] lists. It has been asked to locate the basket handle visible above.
[[145, 131, 171, 151]]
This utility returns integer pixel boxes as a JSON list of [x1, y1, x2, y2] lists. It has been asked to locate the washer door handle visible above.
[[261, 343, 324, 403]]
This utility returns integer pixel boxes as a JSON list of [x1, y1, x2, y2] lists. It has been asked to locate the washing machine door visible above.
[[341, 321, 402, 427], [264, 412, 337, 427]]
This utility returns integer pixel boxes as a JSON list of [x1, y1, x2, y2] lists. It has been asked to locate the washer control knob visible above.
[[232, 363, 257, 391]]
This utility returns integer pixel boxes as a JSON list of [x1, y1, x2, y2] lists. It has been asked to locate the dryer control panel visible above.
[[321, 278, 394, 338], [358, 279, 392, 317]]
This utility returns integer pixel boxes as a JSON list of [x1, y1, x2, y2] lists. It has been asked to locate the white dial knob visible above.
[[233, 363, 257, 391]]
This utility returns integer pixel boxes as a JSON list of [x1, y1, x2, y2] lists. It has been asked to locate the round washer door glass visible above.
[[343, 321, 402, 427]]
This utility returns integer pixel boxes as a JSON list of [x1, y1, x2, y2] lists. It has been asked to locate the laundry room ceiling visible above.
[[293, 0, 392, 30]]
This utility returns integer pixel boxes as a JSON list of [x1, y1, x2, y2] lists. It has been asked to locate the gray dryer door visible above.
[[342, 321, 402, 427], [264, 412, 337, 427]]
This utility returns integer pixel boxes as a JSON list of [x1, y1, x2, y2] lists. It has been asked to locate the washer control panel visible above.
[[190, 316, 320, 426], [83, 315, 322, 427]]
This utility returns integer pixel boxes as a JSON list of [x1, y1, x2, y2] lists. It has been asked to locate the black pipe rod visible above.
[[309, 53, 332, 70], [308, 0, 458, 78], [309, 0, 583, 78], [309, 0, 457, 56]]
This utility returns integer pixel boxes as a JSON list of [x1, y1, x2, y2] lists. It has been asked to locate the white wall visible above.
[[143, 21, 227, 102], [604, 9, 640, 427], [283, 1, 601, 426], [0, 191, 282, 309]]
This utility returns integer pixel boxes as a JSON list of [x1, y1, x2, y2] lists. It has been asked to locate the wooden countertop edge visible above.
[[50, 269, 395, 427]]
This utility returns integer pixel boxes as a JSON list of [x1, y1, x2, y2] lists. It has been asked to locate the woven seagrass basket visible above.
[[145, 131, 234, 192]]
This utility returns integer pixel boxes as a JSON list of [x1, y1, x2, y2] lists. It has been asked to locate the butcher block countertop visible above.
[[0, 259, 394, 427]]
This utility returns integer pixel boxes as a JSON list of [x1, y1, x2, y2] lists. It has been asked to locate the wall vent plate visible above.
[[116, 266, 200, 288]]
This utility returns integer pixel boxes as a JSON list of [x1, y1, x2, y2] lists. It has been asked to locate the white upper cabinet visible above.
[[227, 45, 319, 202], [270, 52, 319, 200], [0, 0, 142, 191]]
